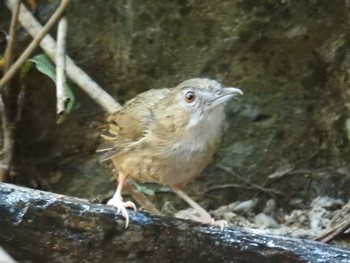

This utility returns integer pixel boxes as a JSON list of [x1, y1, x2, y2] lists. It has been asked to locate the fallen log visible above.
[[0, 183, 349, 263]]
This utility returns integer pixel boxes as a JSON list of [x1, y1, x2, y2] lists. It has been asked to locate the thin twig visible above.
[[315, 201, 350, 243], [264, 150, 320, 186], [251, 151, 321, 198], [0, 0, 70, 89], [56, 16, 68, 115], [215, 164, 282, 196], [124, 181, 161, 215], [0, 0, 21, 182], [204, 183, 263, 194], [0, 96, 11, 182], [3, 0, 21, 72], [5, 0, 121, 114], [315, 218, 350, 243]]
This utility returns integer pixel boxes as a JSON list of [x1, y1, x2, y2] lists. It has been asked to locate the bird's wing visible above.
[[97, 88, 170, 161]]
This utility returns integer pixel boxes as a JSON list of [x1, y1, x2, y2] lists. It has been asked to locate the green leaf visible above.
[[20, 60, 34, 78], [28, 53, 56, 80], [134, 183, 155, 196], [28, 53, 75, 124]]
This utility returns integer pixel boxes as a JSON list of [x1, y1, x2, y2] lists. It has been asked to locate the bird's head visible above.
[[173, 78, 242, 128]]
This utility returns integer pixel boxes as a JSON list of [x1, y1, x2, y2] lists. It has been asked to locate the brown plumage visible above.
[[97, 78, 242, 228]]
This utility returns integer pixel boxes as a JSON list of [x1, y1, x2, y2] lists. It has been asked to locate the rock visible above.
[[254, 213, 279, 229]]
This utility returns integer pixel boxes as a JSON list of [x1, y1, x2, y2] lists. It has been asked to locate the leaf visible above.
[[28, 54, 75, 124], [134, 183, 155, 196], [20, 60, 34, 78], [0, 55, 5, 71], [28, 53, 56, 80]]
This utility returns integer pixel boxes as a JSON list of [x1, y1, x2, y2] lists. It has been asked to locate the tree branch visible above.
[[0, 0, 71, 89], [4, 0, 121, 114], [56, 16, 68, 115], [0, 182, 349, 263]]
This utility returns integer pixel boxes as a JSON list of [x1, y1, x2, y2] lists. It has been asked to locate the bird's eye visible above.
[[185, 91, 196, 103]]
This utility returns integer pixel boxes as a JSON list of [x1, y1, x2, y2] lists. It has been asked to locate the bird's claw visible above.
[[211, 219, 228, 231], [107, 198, 137, 228], [201, 215, 228, 231], [176, 209, 227, 230]]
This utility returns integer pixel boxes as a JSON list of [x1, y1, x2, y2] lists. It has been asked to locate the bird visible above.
[[97, 78, 242, 228]]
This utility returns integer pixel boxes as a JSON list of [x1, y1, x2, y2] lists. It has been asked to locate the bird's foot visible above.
[[211, 219, 228, 230], [107, 197, 137, 228], [175, 208, 227, 230], [200, 214, 228, 231]]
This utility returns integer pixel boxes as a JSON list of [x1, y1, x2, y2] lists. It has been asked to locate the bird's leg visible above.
[[171, 185, 227, 230], [107, 173, 137, 228], [124, 181, 161, 215], [172, 186, 213, 223]]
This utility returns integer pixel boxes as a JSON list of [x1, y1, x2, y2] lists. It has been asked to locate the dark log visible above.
[[0, 183, 349, 263]]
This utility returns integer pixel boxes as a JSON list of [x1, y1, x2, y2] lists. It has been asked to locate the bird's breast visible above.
[[114, 107, 225, 185], [114, 135, 217, 186]]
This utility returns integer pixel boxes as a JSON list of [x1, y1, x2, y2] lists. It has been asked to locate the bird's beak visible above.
[[210, 87, 243, 108]]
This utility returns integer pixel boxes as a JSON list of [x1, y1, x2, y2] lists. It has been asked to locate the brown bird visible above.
[[97, 78, 242, 228]]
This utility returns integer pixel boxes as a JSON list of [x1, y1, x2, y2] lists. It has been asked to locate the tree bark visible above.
[[0, 182, 349, 263]]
